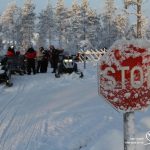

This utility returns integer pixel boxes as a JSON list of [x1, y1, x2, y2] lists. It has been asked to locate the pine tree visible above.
[[46, 1, 55, 46], [70, 0, 81, 52], [114, 13, 128, 38], [37, 10, 48, 48], [81, 0, 89, 11], [100, 0, 118, 48], [21, 0, 36, 50], [0, 21, 3, 50], [87, 9, 101, 49], [80, 0, 89, 41], [56, 0, 66, 48], [37, 1, 55, 48], [79, 0, 101, 49]]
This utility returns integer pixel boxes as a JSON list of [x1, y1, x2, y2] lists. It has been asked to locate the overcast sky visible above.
[[0, 0, 149, 19]]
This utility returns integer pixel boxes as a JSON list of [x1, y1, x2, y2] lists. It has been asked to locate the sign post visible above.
[[98, 40, 150, 150], [124, 112, 135, 150]]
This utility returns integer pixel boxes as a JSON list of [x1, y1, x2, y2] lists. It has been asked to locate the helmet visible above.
[[50, 45, 55, 50], [16, 51, 20, 55], [40, 47, 44, 52], [10, 46, 14, 49]]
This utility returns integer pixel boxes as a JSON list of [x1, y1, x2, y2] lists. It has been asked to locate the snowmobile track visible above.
[[0, 81, 26, 117]]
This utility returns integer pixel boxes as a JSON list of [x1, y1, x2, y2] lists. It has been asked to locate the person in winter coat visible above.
[[25, 47, 36, 75], [36, 47, 44, 73], [6, 46, 15, 57], [40, 50, 49, 73], [50, 45, 63, 73], [48, 46, 53, 68], [14, 51, 26, 75], [6, 46, 16, 73]]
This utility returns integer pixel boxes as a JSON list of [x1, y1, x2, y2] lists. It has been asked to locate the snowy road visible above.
[[0, 63, 150, 150]]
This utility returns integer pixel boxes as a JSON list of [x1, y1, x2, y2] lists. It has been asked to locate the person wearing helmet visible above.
[[6, 46, 15, 57], [50, 45, 63, 73]]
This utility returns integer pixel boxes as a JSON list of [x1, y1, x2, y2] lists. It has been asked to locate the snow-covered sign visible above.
[[98, 39, 150, 112]]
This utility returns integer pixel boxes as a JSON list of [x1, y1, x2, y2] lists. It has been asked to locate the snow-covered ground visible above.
[[0, 62, 150, 150]]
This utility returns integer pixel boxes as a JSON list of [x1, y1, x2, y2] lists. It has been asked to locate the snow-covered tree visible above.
[[86, 9, 101, 49], [37, 10, 48, 48], [100, 0, 123, 48], [0, 20, 3, 50], [69, 0, 82, 52], [126, 24, 137, 39], [80, 0, 90, 42], [146, 23, 150, 39], [45, 0, 55, 46], [21, 0, 36, 50], [114, 13, 128, 38], [0, 2, 18, 47], [56, 0, 67, 48], [37, 1, 55, 48], [140, 15, 148, 38]]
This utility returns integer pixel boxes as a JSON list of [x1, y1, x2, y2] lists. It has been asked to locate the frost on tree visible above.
[[114, 13, 128, 38], [98, 39, 150, 112], [87, 9, 100, 49], [37, 1, 55, 47], [21, 0, 36, 50], [0, 2, 18, 46], [70, 0, 81, 52], [80, 0, 89, 41], [56, 0, 66, 48], [100, 0, 118, 48]]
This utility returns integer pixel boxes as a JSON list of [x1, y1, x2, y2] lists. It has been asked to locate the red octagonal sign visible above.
[[98, 40, 150, 112]]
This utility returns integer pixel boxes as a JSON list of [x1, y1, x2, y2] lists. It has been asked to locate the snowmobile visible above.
[[0, 57, 13, 87], [55, 53, 83, 78]]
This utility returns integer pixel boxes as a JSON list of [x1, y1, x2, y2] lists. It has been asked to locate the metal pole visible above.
[[84, 52, 86, 69], [137, 0, 142, 38], [124, 112, 136, 150], [124, 0, 142, 38]]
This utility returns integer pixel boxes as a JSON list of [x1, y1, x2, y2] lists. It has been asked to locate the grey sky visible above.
[[0, 0, 121, 13], [0, 0, 149, 19]]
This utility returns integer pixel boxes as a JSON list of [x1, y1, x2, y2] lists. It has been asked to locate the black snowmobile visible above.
[[55, 52, 83, 78], [0, 57, 13, 87]]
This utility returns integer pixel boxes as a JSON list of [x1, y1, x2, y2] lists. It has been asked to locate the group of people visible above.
[[3, 45, 64, 75]]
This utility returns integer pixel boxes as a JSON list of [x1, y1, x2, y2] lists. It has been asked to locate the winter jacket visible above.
[[36, 50, 44, 61], [6, 50, 15, 57], [25, 49, 36, 59]]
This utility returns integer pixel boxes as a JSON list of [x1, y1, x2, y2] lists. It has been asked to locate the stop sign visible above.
[[98, 40, 150, 112]]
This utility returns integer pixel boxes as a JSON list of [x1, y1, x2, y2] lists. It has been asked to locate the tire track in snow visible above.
[[0, 79, 26, 125], [25, 123, 40, 150], [0, 111, 17, 150], [0, 78, 29, 150], [0, 81, 25, 116]]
